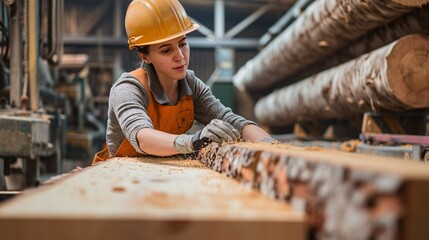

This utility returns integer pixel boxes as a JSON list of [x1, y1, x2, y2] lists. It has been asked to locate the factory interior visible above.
[[0, 0, 429, 239]]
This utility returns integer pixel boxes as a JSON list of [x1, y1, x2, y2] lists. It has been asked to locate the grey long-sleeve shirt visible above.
[[106, 67, 254, 156]]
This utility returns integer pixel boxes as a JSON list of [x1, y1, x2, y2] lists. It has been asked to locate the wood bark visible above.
[[254, 34, 429, 127], [289, 5, 429, 84], [198, 142, 429, 240], [0, 157, 306, 240], [233, 0, 429, 91]]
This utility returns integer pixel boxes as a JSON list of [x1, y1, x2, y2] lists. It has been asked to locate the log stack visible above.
[[255, 34, 429, 126], [233, 0, 429, 130], [199, 142, 429, 240], [290, 5, 429, 85], [233, 0, 429, 91]]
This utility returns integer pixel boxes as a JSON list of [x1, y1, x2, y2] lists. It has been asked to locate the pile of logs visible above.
[[255, 34, 429, 126], [233, 0, 429, 129], [199, 142, 429, 240]]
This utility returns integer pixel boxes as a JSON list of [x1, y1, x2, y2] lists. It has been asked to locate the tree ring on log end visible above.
[[387, 34, 429, 108]]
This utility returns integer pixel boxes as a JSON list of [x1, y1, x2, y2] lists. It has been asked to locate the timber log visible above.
[[254, 34, 429, 127], [233, 0, 429, 91], [198, 142, 429, 240], [291, 5, 429, 83]]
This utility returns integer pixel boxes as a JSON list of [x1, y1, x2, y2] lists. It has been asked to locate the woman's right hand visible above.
[[198, 119, 240, 144], [174, 119, 240, 154]]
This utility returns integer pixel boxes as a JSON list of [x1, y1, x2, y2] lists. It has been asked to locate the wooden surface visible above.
[[221, 142, 429, 180], [0, 157, 306, 240], [198, 142, 429, 240]]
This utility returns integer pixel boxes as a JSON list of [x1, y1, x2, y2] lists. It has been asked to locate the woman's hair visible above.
[[137, 46, 150, 55], [137, 46, 150, 68]]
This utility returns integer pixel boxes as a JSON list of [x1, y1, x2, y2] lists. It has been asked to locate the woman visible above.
[[93, 0, 275, 163]]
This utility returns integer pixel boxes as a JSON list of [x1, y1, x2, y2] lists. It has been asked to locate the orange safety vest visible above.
[[92, 69, 194, 164]]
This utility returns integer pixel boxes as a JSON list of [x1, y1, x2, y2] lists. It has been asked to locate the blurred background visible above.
[[0, 0, 428, 194]]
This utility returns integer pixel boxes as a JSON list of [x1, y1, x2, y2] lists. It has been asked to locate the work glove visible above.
[[259, 137, 280, 144], [174, 119, 240, 154]]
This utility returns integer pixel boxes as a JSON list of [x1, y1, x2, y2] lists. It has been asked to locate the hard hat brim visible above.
[[129, 23, 200, 50]]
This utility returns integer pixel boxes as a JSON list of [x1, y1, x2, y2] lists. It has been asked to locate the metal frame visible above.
[[62, 0, 291, 85]]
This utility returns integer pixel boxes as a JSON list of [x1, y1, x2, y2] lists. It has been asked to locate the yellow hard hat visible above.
[[125, 0, 200, 50]]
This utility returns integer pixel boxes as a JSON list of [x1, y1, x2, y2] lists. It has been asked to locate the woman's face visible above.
[[144, 35, 190, 82]]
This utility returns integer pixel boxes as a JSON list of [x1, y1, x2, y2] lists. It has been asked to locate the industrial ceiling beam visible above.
[[259, 0, 314, 46], [63, 36, 261, 49], [214, 0, 225, 38], [225, 4, 274, 39], [190, 18, 215, 38]]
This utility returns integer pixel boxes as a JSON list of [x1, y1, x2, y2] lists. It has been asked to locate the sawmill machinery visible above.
[[0, 0, 62, 192], [0, 0, 105, 195]]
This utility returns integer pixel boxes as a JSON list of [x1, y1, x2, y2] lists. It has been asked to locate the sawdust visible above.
[[141, 191, 177, 208], [131, 178, 140, 184], [148, 178, 169, 183], [112, 186, 126, 192], [137, 155, 206, 168], [341, 139, 361, 152], [230, 142, 349, 155], [197, 142, 222, 168]]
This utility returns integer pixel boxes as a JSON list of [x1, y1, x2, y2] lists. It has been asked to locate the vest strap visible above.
[[92, 69, 194, 164]]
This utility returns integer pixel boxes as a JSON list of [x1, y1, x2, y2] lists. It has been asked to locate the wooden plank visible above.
[[199, 142, 429, 240], [361, 112, 426, 135], [0, 157, 306, 240]]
